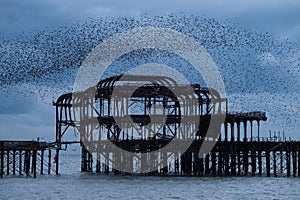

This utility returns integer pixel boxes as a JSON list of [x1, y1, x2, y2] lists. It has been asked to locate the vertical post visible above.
[[217, 151, 223, 176], [40, 150, 44, 175], [193, 152, 198, 176], [19, 150, 22, 176], [251, 150, 256, 176], [237, 152, 241, 176], [231, 149, 236, 176], [250, 121, 253, 142], [293, 150, 297, 177], [55, 149, 59, 175], [298, 150, 300, 177], [258, 151, 262, 176], [0, 142, 4, 178], [244, 150, 248, 176], [280, 149, 283, 175], [7, 150, 10, 175], [266, 151, 270, 177], [237, 122, 240, 142], [32, 150, 37, 178], [243, 121, 247, 142], [25, 151, 30, 177], [81, 144, 87, 172], [257, 121, 260, 142], [199, 157, 204, 176], [96, 152, 101, 173], [205, 153, 210, 175], [88, 152, 93, 172], [13, 150, 16, 175], [105, 152, 109, 173], [211, 151, 216, 175], [48, 149, 51, 175], [273, 151, 277, 177], [286, 151, 290, 177], [225, 150, 230, 176]]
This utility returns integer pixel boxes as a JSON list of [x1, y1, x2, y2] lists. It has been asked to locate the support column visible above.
[[32, 150, 37, 178], [266, 151, 270, 177], [40, 150, 44, 175], [251, 150, 256, 176], [0, 144, 4, 178], [224, 150, 230, 176], [250, 121, 253, 142], [244, 150, 248, 176], [211, 151, 216, 175], [231, 148, 236, 176], [293, 150, 297, 177], [280, 149, 283, 175], [237, 122, 241, 142], [273, 151, 277, 177], [19, 150, 22, 176], [205, 153, 210, 175], [243, 121, 247, 142], [48, 149, 51, 175], [96, 152, 101, 173], [258, 151, 262, 176], [217, 151, 223, 176], [298, 150, 300, 177], [286, 151, 291, 177], [199, 157, 204, 176], [257, 121, 260, 142], [6, 150, 10, 175], [13, 150, 16, 175], [55, 149, 59, 175]]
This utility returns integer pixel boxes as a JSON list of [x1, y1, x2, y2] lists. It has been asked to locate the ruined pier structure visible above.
[[2, 75, 300, 178], [53, 75, 300, 177], [0, 141, 55, 178]]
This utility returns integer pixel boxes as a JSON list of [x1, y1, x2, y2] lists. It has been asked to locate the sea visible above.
[[1, 153, 300, 200]]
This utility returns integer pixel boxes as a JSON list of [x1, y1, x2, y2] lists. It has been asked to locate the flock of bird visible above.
[[0, 14, 299, 131]]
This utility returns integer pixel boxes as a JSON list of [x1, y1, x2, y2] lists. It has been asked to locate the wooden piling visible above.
[[32, 150, 37, 178], [205, 153, 210, 175], [298, 150, 300, 177], [96, 152, 101, 173], [19, 150, 22, 176], [292, 150, 296, 177], [266, 151, 270, 177], [48, 149, 51, 175], [217, 151, 223, 176], [1, 144, 4, 178], [273, 151, 277, 177], [224, 151, 230, 176], [251, 151, 256, 176], [7, 150, 10, 175], [258, 151, 262, 176], [211, 151, 216, 175], [286, 151, 290, 177], [40, 150, 44, 175], [55, 149, 59, 175]]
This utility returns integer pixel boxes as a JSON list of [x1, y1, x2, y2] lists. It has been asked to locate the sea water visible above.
[[1, 153, 299, 200]]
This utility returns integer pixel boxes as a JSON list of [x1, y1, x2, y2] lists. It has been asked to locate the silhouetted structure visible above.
[[1, 75, 300, 178]]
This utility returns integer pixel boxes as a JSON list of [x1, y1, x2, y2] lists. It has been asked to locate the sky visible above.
[[1, 0, 300, 43], [0, 0, 300, 141]]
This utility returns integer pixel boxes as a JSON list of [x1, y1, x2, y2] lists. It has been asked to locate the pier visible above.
[[2, 75, 300, 178], [52, 75, 300, 177], [0, 141, 55, 178]]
